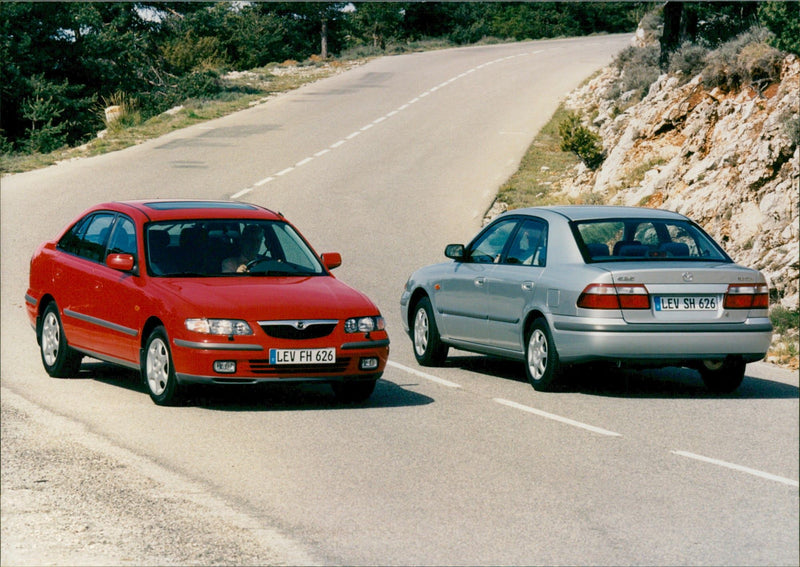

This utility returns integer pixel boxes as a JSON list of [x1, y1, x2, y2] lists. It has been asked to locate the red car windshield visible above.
[[146, 219, 325, 277], [573, 218, 731, 263]]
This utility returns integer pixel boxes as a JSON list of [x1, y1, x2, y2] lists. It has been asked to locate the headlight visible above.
[[344, 316, 386, 334], [185, 318, 253, 335]]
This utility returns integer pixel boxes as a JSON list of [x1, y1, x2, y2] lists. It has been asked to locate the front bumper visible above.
[[170, 334, 390, 385]]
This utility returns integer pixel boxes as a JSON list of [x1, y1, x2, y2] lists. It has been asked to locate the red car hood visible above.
[[153, 275, 379, 320]]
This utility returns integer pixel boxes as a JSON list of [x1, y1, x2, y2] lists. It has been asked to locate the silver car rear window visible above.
[[573, 218, 731, 262]]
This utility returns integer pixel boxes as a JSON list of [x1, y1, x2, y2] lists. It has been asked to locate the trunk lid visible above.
[[607, 261, 764, 324]]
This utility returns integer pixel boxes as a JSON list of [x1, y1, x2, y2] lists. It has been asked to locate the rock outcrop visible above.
[[558, 54, 799, 309]]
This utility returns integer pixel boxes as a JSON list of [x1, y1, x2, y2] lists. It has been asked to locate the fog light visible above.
[[359, 357, 379, 371], [214, 361, 236, 374]]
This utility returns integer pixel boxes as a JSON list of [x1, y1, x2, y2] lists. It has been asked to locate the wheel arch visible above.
[[407, 288, 432, 330], [522, 308, 548, 338], [140, 316, 167, 352], [35, 294, 57, 340]]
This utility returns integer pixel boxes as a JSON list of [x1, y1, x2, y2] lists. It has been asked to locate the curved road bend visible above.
[[2, 35, 798, 565]]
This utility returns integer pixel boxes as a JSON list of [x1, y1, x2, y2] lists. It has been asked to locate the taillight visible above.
[[724, 284, 769, 309], [577, 283, 650, 310]]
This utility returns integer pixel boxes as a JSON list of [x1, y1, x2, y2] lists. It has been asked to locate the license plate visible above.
[[269, 347, 336, 365], [654, 296, 719, 311]]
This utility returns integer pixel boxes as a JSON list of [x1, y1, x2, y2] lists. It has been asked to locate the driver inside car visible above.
[[222, 225, 264, 273]]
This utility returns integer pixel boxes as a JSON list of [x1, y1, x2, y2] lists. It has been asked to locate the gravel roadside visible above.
[[0, 388, 319, 566]]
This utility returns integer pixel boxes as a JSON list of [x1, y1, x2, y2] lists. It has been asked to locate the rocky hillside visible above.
[[557, 53, 799, 310]]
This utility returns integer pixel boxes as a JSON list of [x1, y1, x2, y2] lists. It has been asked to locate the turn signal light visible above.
[[577, 283, 650, 310], [724, 284, 769, 309]]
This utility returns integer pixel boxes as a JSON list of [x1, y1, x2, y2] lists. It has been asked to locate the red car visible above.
[[26, 200, 389, 405]]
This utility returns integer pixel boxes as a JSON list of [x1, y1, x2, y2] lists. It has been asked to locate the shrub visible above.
[[668, 42, 709, 82], [163, 32, 227, 74], [737, 41, 784, 93], [99, 91, 142, 131], [771, 305, 800, 335], [21, 87, 69, 154], [702, 27, 781, 92], [611, 44, 660, 103], [178, 69, 222, 99], [558, 111, 605, 170]]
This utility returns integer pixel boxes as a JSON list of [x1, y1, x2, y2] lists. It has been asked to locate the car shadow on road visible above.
[[78, 361, 434, 411], [446, 355, 799, 400]]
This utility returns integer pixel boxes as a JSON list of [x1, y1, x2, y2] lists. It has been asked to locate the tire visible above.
[[699, 358, 745, 393], [39, 302, 82, 377], [525, 318, 562, 391], [412, 296, 448, 366], [142, 326, 182, 406], [331, 379, 377, 403]]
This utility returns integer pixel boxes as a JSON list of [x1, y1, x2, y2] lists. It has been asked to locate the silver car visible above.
[[400, 206, 773, 393]]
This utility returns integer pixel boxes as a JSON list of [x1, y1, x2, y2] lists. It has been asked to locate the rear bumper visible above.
[[552, 315, 772, 364]]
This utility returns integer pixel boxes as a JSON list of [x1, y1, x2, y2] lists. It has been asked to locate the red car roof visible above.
[[101, 200, 283, 222]]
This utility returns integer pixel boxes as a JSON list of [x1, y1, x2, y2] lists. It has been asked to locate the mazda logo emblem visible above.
[[682, 272, 694, 282], [295, 321, 306, 330]]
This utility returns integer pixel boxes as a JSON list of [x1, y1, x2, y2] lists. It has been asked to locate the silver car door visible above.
[[486, 219, 547, 352], [436, 218, 519, 345]]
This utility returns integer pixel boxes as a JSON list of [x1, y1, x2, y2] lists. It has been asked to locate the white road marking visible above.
[[672, 450, 799, 487], [254, 176, 274, 186], [230, 188, 252, 199], [295, 157, 313, 167], [276, 167, 294, 176], [314, 149, 330, 157], [494, 398, 622, 437], [330, 140, 346, 148], [346, 131, 361, 139], [387, 360, 461, 388]]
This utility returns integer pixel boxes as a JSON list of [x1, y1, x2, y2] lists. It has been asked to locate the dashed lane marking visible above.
[[672, 450, 799, 488], [494, 398, 622, 437]]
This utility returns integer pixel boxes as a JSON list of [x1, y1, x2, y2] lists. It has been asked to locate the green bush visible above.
[[163, 32, 227, 74], [558, 111, 605, 170], [178, 69, 223, 100], [771, 305, 800, 335]]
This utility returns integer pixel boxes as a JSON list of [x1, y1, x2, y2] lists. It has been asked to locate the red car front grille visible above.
[[246, 357, 352, 375], [259, 323, 337, 340]]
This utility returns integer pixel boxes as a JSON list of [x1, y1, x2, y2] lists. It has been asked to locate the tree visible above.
[[267, 3, 347, 59], [351, 3, 404, 50], [759, 1, 800, 55]]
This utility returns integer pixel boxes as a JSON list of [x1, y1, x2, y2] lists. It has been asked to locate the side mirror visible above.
[[444, 244, 466, 261], [321, 252, 342, 270], [106, 253, 136, 272]]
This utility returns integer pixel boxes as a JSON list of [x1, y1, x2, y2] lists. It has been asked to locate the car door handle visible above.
[[522, 281, 535, 291], [474, 277, 486, 287]]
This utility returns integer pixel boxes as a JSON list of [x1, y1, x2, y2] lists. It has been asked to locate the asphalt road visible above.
[[2, 36, 798, 566]]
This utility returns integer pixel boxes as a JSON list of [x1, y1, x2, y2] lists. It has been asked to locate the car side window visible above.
[[107, 216, 137, 258], [58, 216, 91, 255], [504, 220, 547, 266], [468, 219, 518, 263], [58, 213, 115, 262]]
